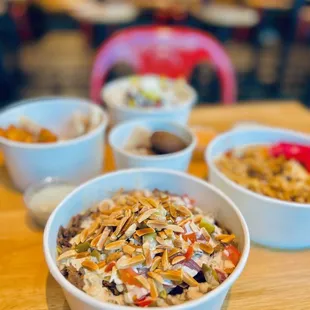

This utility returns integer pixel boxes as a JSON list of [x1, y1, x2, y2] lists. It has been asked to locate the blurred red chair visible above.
[[90, 26, 237, 105]]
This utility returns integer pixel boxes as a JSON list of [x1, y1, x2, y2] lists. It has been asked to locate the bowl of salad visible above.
[[102, 75, 197, 126], [206, 127, 310, 249], [44, 169, 249, 310]]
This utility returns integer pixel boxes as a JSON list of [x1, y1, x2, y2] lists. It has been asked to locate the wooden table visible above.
[[1, 101, 310, 310]]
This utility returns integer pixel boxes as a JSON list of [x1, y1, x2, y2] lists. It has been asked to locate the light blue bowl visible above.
[[109, 119, 197, 171], [206, 127, 310, 249], [44, 169, 250, 310]]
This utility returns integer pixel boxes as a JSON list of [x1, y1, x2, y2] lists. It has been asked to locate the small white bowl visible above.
[[44, 168, 250, 310], [0, 97, 108, 191], [24, 177, 76, 227], [206, 127, 310, 249], [102, 75, 197, 126], [109, 119, 197, 171]]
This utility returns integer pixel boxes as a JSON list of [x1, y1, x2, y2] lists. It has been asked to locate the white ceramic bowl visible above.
[[206, 127, 310, 249], [102, 75, 197, 126], [109, 119, 196, 171], [0, 97, 108, 191], [44, 168, 250, 310]]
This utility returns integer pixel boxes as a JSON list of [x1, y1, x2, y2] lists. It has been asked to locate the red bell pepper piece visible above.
[[134, 296, 153, 307], [224, 244, 241, 266], [183, 232, 197, 244], [119, 268, 143, 287], [185, 245, 194, 260], [269, 142, 310, 171]]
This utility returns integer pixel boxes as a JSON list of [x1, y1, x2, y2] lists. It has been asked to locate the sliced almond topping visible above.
[[146, 220, 168, 230], [164, 229, 174, 238], [101, 220, 120, 227], [126, 196, 138, 206], [189, 222, 200, 233], [175, 205, 192, 217], [137, 209, 158, 223], [171, 255, 186, 265], [87, 219, 100, 237], [136, 275, 151, 290], [146, 198, 158, 208], [96, 227, 111, 251], [160, 270, 183, 282], [138, 197, 154, 209], [57, 250, 77, 261], [105, 240, 126, 251], [109, 210, 123, 220], [82, 259, 99, 271], [161, 249, 170, 271], [168, 248, 181, 257], [178, 218, 191, 227], [114, 216, 130, 237], [123, 244, 136, 256], [193, 214, 203, 224], [166, 224, 184, 233], [90, 234, 102, 247], [158, 231, 167, 239], [136, 227, 155, 237], [106, 252, 123, 263], [153, 249, 164, 255], [117, 254, 145, 269], [143, 241, 153, 268], [155, 236, 166, 245], [182, 271, 199, 287], [131, 203, 140, 213], [150, 256, 161, 272], [215, 234, 236, 243], [199, 243, 214, 255], [148, 278, 158, 298], [69, 233, 81, 245], [125, 223, 137, 238], [97, 260, 107, 269], [80, 229, 89, 243], [76, 251, 90, 259], [169, 205, 177, 218], [120, 215, 134, 235], [201, 227, 211, 241], [147, 271, 164, 284]]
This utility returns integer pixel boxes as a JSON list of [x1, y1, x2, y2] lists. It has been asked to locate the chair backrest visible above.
[[90, 26, 237, 105]]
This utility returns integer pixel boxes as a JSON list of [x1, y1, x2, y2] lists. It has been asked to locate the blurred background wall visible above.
[[1, 0, 310, 107]]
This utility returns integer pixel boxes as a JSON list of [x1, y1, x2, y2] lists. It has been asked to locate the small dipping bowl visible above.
[[24, 177, 76, 227], [109, 119, 197, 171]]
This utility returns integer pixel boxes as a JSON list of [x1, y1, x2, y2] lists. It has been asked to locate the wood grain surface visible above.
[[1, 101, 310, 310]]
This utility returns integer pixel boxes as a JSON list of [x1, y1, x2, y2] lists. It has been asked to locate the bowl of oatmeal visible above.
[[109, 119, 196, 171], [102, 75, 197, 126], [206, 128, 310, 249], [0, 97, 108, 191], [44, 169, 249, 310]]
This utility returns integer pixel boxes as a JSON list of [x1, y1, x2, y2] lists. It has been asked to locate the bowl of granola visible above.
[[0, 97, 108, 191], [102, 75, 197, 126], [44, 169, 249, 310], [206, 127, 310, 249]]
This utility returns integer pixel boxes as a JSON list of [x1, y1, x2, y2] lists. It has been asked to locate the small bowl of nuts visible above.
[[206, 127, 310, 249], [0, 97, 108, 191], [108, 119, 196, 171]]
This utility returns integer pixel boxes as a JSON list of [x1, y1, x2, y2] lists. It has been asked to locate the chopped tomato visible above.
[[183, 233, 197, 244], [135, 296, 153, 307], [185, 245, 194, 260], [119, 268, 143, 287], [104, 261, 116, 272], [224, 245, 241, 266]]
